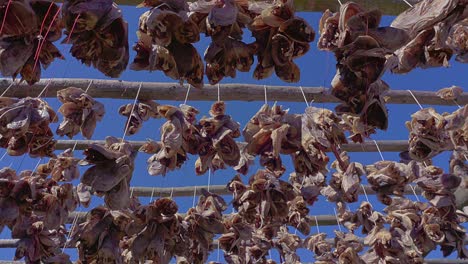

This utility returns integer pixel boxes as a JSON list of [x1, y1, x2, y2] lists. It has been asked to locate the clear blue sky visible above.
[[0, 7, 466, 262]]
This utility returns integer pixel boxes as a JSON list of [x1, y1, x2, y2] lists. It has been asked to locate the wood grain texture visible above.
[[93, 184, 424, 198], [64, 211, 339, 226], [49, 0, 419, 15], [56, 139, 410, 152], [1, 79, 465, 105]]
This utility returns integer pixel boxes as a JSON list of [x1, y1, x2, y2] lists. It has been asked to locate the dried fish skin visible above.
[[0, 37, 35, 78], [0, 0, 64, 83], [135, 2, 204, 88], [118, 99, 160, 136], [406, 106, 467, 161], [0, 0, 37, 37], [446, 18, 468, 63], [249, 0, 314, 82], [63, 0, 129, 78], [142, 104, 201, 176], [56, 87, 105, 139], [195, 101, 241, 174], [391, 0, 461, 39], [436, 85, 464, 100], [0, 97, 57, 158], [71, 206, 130, 263], [366, 161, 420, 204], [79, 137, 136, 209]]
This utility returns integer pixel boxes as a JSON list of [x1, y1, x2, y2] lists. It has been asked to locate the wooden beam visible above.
[[291, 0, 419, 15], [0, 260, 466, 264], [49, 0, 418, 16], [57, 139, 410, 152], [65, 211, 339, 226], [1, 78, 466, 106], [121, 184, 424, 198]]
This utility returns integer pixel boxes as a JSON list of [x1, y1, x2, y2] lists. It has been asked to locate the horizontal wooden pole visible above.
[[64, 211, 339, 226], [0, 260, 465, 264], [124, 184, 423, 198], [57, 139, 410, 152], [1, 78, 466, 106], [46, 0, 418, 15]]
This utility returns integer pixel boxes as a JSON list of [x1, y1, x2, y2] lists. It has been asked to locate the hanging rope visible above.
[[149, 187, 155, 203], [33, 5, 62, 72], [62, 212, 79, 252], [65, 14, 81, 44], [361, 184, 370, 203], [0, 0, 13, 35], [72, 80, 93, 152], [401, 0, 413, 7], [333, 207, 342, 232], [0, 151, 7, 162], [410, 185, 421, 202], [122, 82, 142, 141], [37, 79, 52, 98], [192, 186, 197, 208], [0, 81, 16, 97], [373, 140, 385, 161], [207, 169, 212, 192], [264, 85, 268, 105], [314, 216, 320, 234], [169, 187, 174, 199], [32, 158, 43, 172], [299, 86, 310, 107], [183, 84, 191, 105], [407, 90, 424, 110]]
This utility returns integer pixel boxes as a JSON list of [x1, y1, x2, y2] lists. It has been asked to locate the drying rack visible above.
[[0, 78, 467, 264], [0, 0, 467, 263]]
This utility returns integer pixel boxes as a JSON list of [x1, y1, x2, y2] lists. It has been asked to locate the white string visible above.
[[314, 216, 320, 234], [337, 0, 343, 6], [192, 186, 197, 208], [217, 240, 221, 262], [402, 0, 413, 7], [84, 80, 93, 94], [373, 140, 385, 161], [217, 83, 220, 102], [333, 207, 342, 232], [407, 90, 423, 110], [33, 158, 42, 172], [294, 221, 301, 235], [37, 79, 52, 98], [453, 100, 462, 109], [207, 169, 212, 192], [71, 80, 94, 152], [170, 187, 174, 199], [0, 81, 16, 97], [361, 184, 370, 203], [62, 212, 79, 252], [299, 86, 310, 107], [0, 151, 7, 162], [122, 82, 143, 141], [150, 187, 155, 202], [71, 141, 80, 152], [264, 85, 268, 105], [184, 84, 191, 105], [409, 185, 420, 202], [130, 187, 134, 197]]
